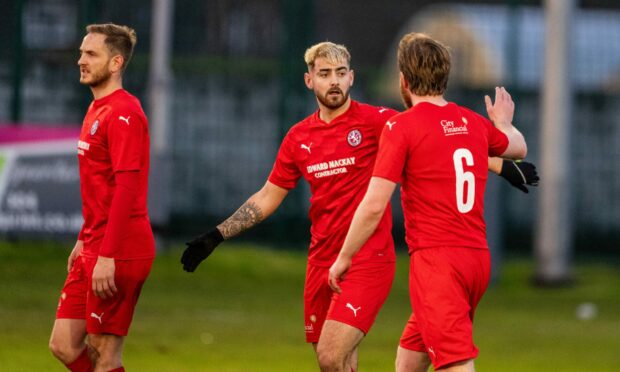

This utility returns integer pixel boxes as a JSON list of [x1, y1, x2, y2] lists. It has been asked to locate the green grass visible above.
[[0, 241, 619, 371]]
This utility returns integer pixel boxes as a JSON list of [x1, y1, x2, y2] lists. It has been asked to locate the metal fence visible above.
[[1, 0, 619, 251]]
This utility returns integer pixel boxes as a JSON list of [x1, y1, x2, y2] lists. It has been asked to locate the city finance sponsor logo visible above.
[[77, 140, 90, 155], [306, 157, 355, 178], [90, 120, 99, 135], [347, 129, 362, 147], [440, 119, 468, 136]]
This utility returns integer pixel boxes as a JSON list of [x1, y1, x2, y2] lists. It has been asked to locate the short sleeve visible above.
[[482, 117, 509, 156], [268, 134, 301, 189], [375, 107, 399, 136], [107, 109, 145, 172], [372, 116, 408, 183]]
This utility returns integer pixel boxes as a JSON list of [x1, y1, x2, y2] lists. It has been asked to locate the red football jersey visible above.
[[269, 100, 398, 267], [373, 102, 508, 253], [77, 89, 155, 259]]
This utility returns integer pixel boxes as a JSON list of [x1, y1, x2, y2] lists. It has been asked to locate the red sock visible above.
[[107, 368, 125, 372], [65, 348, 93, 372]]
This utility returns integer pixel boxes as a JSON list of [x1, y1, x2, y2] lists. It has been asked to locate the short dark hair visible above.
[[398, 32, 451, 96], [86, 23, 137, 71]]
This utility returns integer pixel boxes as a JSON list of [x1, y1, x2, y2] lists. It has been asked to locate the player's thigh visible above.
[[56, 255, 88, 320], [399, 312, 426, 352], [52, 256, 89, 352], [304, 264, 332, 343], [327, 260, 395, 334], [85, 258, 153, 336], [317, 319, 364, 356], [396, 346, 431, 372], [409, 248, 487, 369]]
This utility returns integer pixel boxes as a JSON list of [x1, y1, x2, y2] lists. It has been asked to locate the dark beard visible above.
[[81, 68, 112, 88], [316, 87, 350, 110], [400, 83, 413, 109]]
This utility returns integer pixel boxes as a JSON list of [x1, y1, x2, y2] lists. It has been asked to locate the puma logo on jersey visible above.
[[300, 143, 312, 154], [428, 346, 436, 359], [386, 120, 397, 130], [90, 312, 104, 324], [118, 116, 131, 125], [378, 107, 388, 113], [346, 303, 361, 317]]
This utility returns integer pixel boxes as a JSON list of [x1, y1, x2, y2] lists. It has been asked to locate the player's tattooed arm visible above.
[[181, 181, 288, 272], [217, 201, 264, 239], [217, 180, 289, 240]]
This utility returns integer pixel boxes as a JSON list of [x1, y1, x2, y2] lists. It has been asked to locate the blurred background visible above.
[[0, 0, 619, 370]]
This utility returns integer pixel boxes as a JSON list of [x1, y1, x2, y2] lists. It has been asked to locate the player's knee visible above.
[[88, 340, 107, 358], [316, 347, 344, 371], [92, 358, 122, 372], [395, 356, 415, 372], [87, 347, 121, 371], [87, 337, 122, 368], [86, 343, 100, 364], [349, 357, 358, 372], [48, 338, 64, 360], [48, 338, 77, 364]]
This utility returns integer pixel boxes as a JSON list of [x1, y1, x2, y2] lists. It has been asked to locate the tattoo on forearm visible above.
[[218, 202, 264, 239]]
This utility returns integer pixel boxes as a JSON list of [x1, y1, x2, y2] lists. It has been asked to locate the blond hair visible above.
[[304, 42, 351, 70], [398, 32, 451, 96], [86, 23, 137, 71]]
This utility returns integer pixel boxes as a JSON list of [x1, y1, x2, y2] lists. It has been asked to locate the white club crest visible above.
[[347, 129, 362, 147], [90, 120, 99, 135]]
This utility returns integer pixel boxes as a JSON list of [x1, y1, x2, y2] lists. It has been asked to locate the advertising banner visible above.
[[0, 126, 82, 238]]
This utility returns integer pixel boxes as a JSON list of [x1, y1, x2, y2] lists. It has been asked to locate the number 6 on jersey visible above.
[[453, 148, 475, 213]]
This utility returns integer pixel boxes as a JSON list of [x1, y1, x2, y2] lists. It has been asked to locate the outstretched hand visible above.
[[181, 228, 224, 272], [485, 87, 515, 128], [500, 160, 539, 193]]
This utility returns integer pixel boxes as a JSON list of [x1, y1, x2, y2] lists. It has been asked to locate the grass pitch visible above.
[[0, 241, 619, 371]]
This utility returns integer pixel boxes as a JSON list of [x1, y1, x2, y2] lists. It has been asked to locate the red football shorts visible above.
[[56, 255, 153, 336], [399, 247, 491, 370], [304, 260, 395, 343]]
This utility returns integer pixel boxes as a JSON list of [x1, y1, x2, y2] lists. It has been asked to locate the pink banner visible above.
[[0, 124, 80, 144]]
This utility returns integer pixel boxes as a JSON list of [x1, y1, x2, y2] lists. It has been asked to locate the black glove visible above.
[[181, 228, 224, 272], [499, 160, 539, 193]]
